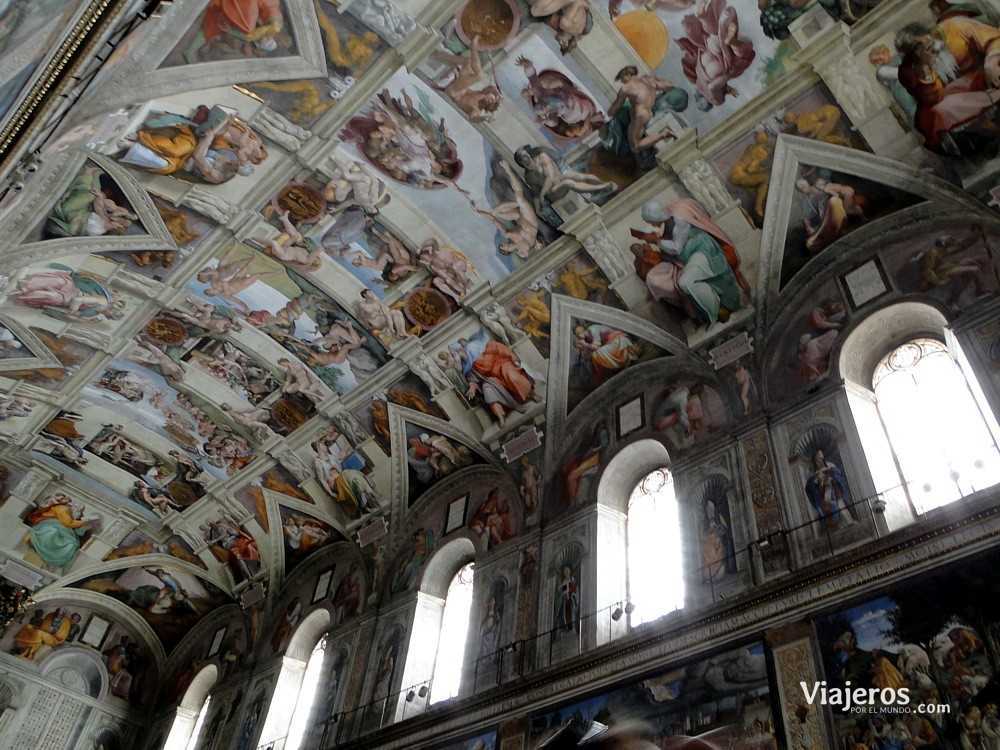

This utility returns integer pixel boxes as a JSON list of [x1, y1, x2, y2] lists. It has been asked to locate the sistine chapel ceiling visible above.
[[0, 0, 999, 687]]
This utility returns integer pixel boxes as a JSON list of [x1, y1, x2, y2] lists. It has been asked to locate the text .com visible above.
[[800, 682, 951, 714]]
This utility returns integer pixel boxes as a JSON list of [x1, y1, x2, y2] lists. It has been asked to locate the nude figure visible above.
[[471, 161, 542, 258], [729, 131, 771, 219], [312, 318, 364, 357], [196, 245, 284, 313], [431, 35, 501, 123], [278, 357, 327, 402], [608, 66, 677, 154], [170, 300, 243, 334], [513, 289, 551, 339], [514, 146, 615, 215], [357, 289, 409, 341], [324, 157, 389, 214], [134, 338, 187, 382], [519, 454, 541, 514], [220, 402, 273, 442], [352, 226, 419, 282], [169, 449, 205, 487], [530, 0, 592, 53], [84, 166, 138, 234], [253, 210, 325, 270], [416, 238, 472, 303], [784, 106, 853, 147], [133, 481, 182, 515]]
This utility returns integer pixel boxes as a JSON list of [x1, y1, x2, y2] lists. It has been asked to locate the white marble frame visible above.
[[0, 314, 62, 375], [386, 403, 504, 529], [755, 135, 982, 327], [72, 0, 328, 119], [0, 151, 177, 263]]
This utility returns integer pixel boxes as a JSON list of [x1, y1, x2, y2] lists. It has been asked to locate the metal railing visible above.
[[299, 482, 997, 746]]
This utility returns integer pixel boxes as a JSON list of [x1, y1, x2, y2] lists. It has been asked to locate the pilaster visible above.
[[791, 11, 921, 161]]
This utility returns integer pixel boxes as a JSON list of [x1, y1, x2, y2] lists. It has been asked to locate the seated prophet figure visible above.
[[894, 18, 1000, 156], [450, 330, 542, 427], [12, 608, 72, 659], [632, 199, 749, 327], [185, 0, 285, 61], [47, 165, 137, 238], [118, 106, 267, 185]]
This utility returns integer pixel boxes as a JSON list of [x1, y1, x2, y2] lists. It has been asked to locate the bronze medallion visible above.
[[456, 0, 519, 50], [145, 316, 189, 345], [404, 288, 451, 329], [274, 183, 327, 224], [271, 396, 310, 432], [166, 480, 199, 507]]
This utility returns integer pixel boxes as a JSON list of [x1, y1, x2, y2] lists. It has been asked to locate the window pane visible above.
[[875, 340, 1000, 513], [628, 469, 684, 625], [430, 563, 474, 704], [183, 695, 211, 750], [286, 639, 327, 749]]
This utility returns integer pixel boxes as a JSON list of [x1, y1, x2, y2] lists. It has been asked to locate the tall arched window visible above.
[[284, 637, 327, 749], [627, 468, 685, 625], [395, 538, 476, 718], [184, 695, 211, 750], [257, 608, 331, 750], [429, 562, 474, 704], [871, 338, 1000, 512], [162, 664, 217, 750]]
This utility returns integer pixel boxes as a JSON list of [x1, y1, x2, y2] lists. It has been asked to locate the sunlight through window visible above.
[[285, 638, 326, 750], [430, 562, 474, 704], [627, 469, 685, 625], [874, 339, 1000, 513], [183, 695, 211, 750]]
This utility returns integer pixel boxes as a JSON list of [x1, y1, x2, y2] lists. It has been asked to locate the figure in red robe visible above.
[[449, 332, 542, 427]]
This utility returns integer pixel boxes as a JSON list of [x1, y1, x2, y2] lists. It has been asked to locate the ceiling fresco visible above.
[[0, 0, 999, 670]]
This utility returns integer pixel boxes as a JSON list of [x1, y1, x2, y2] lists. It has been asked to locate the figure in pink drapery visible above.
[[797, 299, 846, 381], [637, 198, 751, 296], [677, 0, 756, 109]]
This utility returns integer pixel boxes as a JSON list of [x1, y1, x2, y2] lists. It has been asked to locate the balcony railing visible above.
[[300, 482, 996, 747]]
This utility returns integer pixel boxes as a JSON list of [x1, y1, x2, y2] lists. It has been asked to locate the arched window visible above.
[[841, 304, 1000, 528], [395, 538, 476, 717], [257, 608, 331, 750], [429, 562, 474, 704], [627, 468, 685, 625], [185, 696, 211, 750], [871, 338, 1000, 512], [285, 637, 327, 749], [162, 664, 217, 750]]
